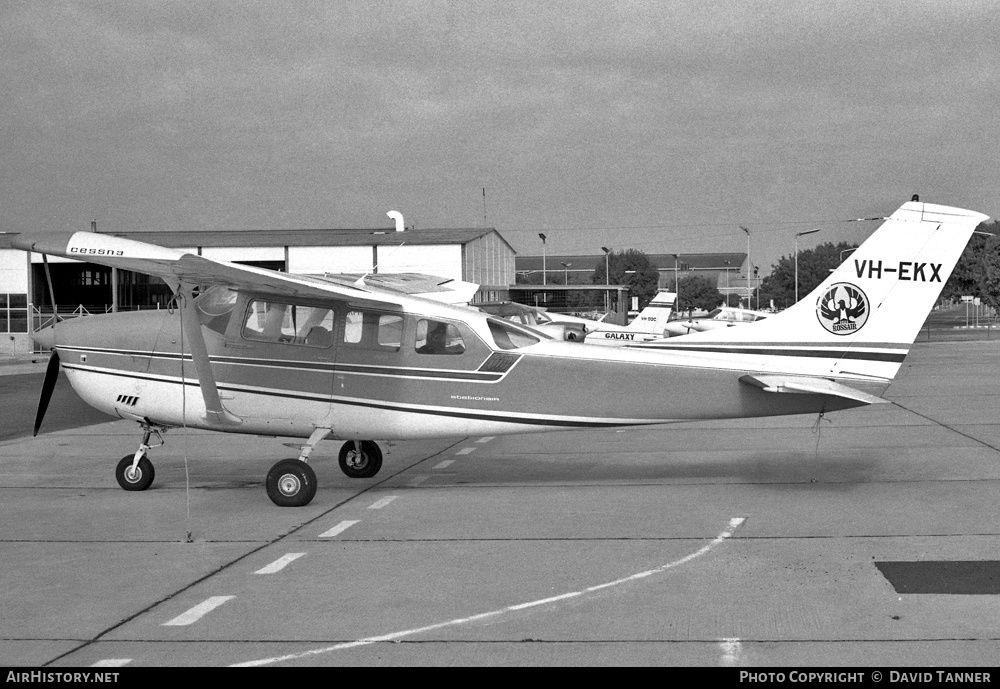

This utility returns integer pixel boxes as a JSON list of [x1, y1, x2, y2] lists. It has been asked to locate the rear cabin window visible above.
[[343, 310, 402, 351], [242, 300, 334, 348], [487, 318, 541, 350], [415, 319, 466, 355]]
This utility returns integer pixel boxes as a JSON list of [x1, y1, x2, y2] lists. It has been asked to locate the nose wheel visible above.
[[116, 454, 155, 491], [339, 441, 383, 478], [114, 423, 164, 492]]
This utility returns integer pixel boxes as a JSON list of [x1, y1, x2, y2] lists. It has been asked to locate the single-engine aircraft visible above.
[[480, 290, 675, 344], [661, 305, 770, 337], [14, 201, 987, 507], [571, 289, 676, 346]]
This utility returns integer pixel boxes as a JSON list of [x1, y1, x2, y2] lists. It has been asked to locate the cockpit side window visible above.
[[487, 318, 541, 350], [242, 299, 334, 348]]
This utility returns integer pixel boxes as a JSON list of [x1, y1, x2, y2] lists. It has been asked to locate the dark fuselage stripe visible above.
[[633, 344, 907, 363], [61, 363, 634, 429]]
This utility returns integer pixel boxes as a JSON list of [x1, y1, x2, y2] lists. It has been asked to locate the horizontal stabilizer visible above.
[[739, 374, 888, 405]]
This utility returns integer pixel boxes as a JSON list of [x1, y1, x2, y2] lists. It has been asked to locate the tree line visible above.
[[515, 218, 1000, 314]]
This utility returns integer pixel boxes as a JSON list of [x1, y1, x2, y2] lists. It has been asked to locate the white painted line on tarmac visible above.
[[455, 447, 476, 455], [433, 460, 455, 469], [368, 495, 398, 509], [91, 659, 132, 667], [162, 596, 235, 626], [255, 553, 306, 574], [232, 517, 747, 667], [720, 637, 743, 665], [319, 520, 360, 538], [408, 475, 429, 486], [476, 436, 494, 443]]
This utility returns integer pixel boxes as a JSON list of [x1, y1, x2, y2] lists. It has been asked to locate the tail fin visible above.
[[625, 290, 676, 332], [651, 202, 989, 381]]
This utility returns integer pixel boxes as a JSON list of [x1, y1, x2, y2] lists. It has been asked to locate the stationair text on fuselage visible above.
[[855, 259, 942, 282]]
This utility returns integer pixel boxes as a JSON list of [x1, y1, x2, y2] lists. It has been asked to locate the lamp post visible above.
[[671, 253, 681, 313], [794, 229, 821, 303], [601, 247, 611, 312], [740, 226, 751, 309], [724, 260, 730, 306], [561, 262, 572, 284], [538, 233, 547, 285]]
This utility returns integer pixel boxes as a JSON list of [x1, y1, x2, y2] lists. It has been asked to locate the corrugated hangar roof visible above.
[[111, 226, 514, 252], [0, 228, 514, 252]]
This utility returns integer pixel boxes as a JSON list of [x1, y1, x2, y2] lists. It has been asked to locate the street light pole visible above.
[[794, 229, 821, 304], [601, 247, 611, 312], [561, 262, 572, 284], [538, 233, 547, 285], [740, 226, 751, 309]]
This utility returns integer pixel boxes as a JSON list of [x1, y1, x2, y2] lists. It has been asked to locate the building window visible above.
[[1, 294, 28, 333]]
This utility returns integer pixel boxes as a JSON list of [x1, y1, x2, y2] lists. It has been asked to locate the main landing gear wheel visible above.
[[116, 454, 155, 491], [266, 459, 317, 507], [338, 441, 382, 479]]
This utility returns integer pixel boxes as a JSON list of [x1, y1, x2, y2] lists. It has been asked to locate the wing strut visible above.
[[177, 283, 241, 428]]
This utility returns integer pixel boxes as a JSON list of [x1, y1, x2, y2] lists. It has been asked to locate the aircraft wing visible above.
[[13, 231, 402, 306], [739, 374, 888, 405], [314, 272, 480, 304]]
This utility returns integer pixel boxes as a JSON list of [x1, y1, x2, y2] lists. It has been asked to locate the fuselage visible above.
[[34, 286, 881, 442]]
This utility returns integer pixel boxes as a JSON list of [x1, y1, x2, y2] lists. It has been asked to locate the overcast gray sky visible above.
[[2, 0, 997, 272]]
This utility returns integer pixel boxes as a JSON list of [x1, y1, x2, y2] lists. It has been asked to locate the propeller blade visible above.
[[33, 350, 60, 437]]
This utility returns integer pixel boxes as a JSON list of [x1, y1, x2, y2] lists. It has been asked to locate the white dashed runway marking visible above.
[[162, 596, 235, 626], [319, 520, 360, 538], [433, 460, 455, 469], [455, 447, 476, 455], [254, 553, 306, 574], [368, 495, 398, 509]]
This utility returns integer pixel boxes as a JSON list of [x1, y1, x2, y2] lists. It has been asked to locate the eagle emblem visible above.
[[816, 283, 869, 335]]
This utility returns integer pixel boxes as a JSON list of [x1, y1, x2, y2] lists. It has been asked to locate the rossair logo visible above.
[[816, 283, 869, 335], [854, 259, 942, 282], [604, 332, 635, 340]]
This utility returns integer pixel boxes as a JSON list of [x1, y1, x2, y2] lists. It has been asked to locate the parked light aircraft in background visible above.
[[575, 290, 676, 346], [477, 302, 593, 341], [662, 305, 770, 337], [14, 201, 987, 507], [481, 290, 675, 345]]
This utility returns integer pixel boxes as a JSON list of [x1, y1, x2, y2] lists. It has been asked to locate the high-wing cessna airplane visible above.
[[13, 201, 987, 507], [661, 305, 770, 337], [481, 289, 675, 344]]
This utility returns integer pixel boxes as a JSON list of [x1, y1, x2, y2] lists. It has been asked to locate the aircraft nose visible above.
[[31, 324, 55, 350]]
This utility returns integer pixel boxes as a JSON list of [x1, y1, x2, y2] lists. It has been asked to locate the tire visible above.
[[338, 441, 383, 479], [116, 454, 155, 491], [266, 459, 317, 507]]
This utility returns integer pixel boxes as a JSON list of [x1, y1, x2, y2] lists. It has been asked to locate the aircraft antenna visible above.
[[482, 187, 487, 226]]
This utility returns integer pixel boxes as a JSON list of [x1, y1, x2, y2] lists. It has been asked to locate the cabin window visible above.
[[242, 300, 334, 348], [343, 309, 402, 351], [415, 319, 466, 355], [487, 318, 540, 350]]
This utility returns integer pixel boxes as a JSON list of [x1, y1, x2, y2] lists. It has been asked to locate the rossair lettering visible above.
[[854, 259, 942, 282], [604, 332, 635, 340]]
